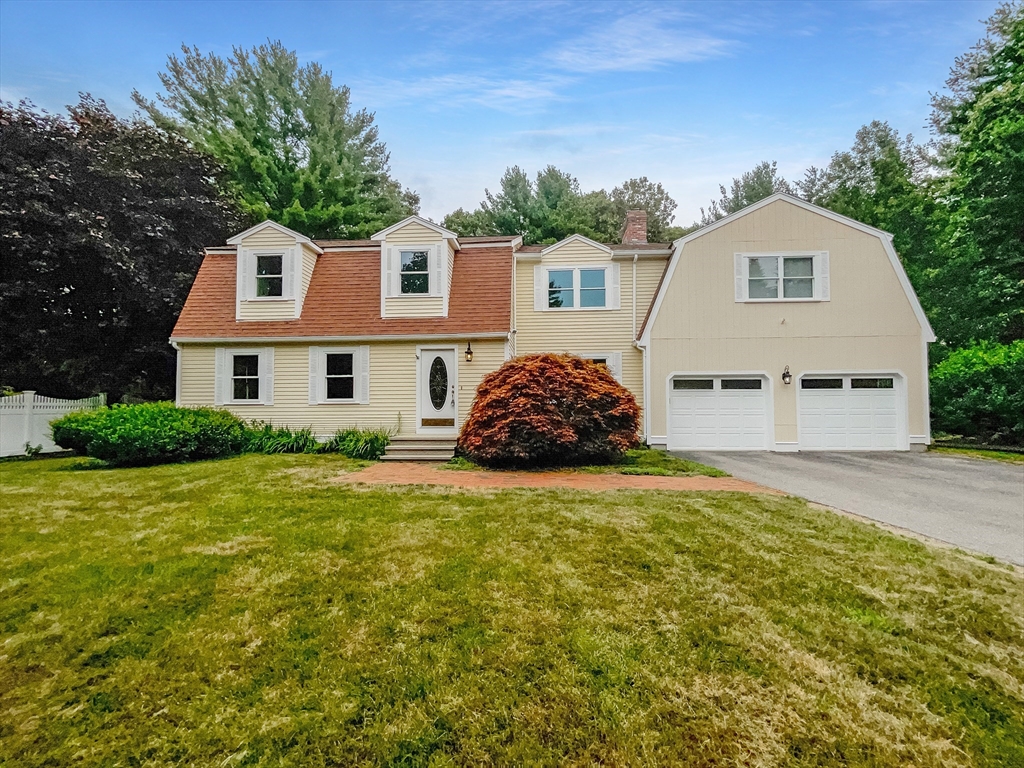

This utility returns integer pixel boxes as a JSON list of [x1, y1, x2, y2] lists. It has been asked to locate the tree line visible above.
[[1, 4, 1021, 414]]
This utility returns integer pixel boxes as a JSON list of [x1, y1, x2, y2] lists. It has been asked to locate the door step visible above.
[[381, 436, 457, 462]]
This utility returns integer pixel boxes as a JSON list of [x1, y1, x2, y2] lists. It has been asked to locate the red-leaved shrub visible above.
[[458, 354, 640, 468]]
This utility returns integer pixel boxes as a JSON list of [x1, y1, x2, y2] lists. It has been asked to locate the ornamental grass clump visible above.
[[458, 353, 640, 469]]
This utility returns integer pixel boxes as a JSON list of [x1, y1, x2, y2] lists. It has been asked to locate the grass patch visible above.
[[1, 454, 1022, 765], [931, 446, 1024, 464], [444, 448, 727, 477]]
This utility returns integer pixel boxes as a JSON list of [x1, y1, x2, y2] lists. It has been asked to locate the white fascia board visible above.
[[226, 220, 323, 253], [540, 234, 613, 256], [170, 332, 510, 344], [881, 235, 936, 341], [671, 193, 892, 249], [370, 215, 460, 244]]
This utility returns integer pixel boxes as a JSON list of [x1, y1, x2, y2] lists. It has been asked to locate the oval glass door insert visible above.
[[428, 356, 448, 411]]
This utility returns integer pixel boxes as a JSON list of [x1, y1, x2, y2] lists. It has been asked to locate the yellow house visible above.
[[171, 194, 934, 457]]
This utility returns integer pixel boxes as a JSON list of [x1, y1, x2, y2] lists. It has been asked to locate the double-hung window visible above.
[[232, 354, 261, 401], [325, 352, 355, 400], [216, 348, 273, 406], [540, 265, 615, 310], [738, 252, 828, 302], [400, 250, 430, 294], [309, 346, 370, 404], [255, 254, 284, 297]]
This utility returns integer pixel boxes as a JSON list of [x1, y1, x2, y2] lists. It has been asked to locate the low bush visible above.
[[245, 423, 319, 454], [320, 427, 391, 460], [244, 424, 391, 460], [50, 409, 108, 454], [458, 353, 640, 469], [51, 402, 249, 466], [930, 340, 1024, 445]]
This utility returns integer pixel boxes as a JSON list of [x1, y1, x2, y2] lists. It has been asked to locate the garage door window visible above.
[[673, 379, 713, 390], [852, 378, 894, 389], [801, 378, 843, 389], [722, 379, 762, 390]]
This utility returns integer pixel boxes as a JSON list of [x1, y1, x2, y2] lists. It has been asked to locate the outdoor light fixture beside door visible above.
[[782, 365, 792, 385], [465, 341, 473, 362]]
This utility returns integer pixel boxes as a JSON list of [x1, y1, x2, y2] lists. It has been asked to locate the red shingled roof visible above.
[[171, 245, 512, 339]]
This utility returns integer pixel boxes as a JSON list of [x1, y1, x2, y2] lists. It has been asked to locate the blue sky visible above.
[[0, 0, 998, 226]]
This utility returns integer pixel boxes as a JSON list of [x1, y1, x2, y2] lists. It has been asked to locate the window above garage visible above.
[[735, 252, 830, 303]]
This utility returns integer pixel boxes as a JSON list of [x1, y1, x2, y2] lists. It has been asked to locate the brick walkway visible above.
[[338, 462, 782, 494]]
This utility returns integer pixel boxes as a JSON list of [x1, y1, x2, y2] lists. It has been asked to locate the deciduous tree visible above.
[[0, 97, 242, 400]]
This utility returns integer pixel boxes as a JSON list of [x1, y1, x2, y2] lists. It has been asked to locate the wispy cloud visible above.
[[351, 73, 571, 113], [551, 13, 734, 72]]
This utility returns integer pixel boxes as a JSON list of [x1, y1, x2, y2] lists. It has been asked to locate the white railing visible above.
[[0, 391, 106, 457]]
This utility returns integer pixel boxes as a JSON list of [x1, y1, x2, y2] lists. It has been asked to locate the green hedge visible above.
[[51, 404, 391, 465], [930, 341, 1024, 445], [52, 402, 249, 466]]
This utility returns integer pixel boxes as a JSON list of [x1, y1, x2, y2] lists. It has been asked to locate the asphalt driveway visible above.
[[674, 450, 1024, 565]]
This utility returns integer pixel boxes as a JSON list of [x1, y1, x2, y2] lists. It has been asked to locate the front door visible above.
[[419, 347, 457, 432]]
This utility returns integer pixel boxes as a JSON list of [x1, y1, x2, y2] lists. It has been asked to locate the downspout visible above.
[[631, 254, 649, 444], [631, 254, 638, 340]]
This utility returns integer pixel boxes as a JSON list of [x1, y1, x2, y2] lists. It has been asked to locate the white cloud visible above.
[[351, 73, 570, 113], [551, 12, 733, 72]]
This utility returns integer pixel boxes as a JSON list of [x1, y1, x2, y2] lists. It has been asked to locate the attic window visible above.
[[256, 254, 284, 297], [400, 250, 430, 294]]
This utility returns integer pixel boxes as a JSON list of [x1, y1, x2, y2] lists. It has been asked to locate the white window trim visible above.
[[385, 244, 442, 298], [215, 347, 274, 406], [576, 351, 623, 382], [236, 248, 298, 315], [535, 263, 620, 312], [308, 346, 370, 405], [735, 251, 829, 303]]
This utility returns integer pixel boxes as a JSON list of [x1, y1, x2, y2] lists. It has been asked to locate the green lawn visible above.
[[445, 448, 728, 477], [930, 445, 1024, 464], [1, 455, 1022, 766]]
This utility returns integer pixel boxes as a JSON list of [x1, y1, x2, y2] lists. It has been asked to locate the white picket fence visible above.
[[0, 391, 106, 457]]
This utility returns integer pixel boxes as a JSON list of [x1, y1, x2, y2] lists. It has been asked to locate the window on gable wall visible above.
[[745, 254, 821, 301], [546, 267, 608, 309], [400, 250, 430, 294]]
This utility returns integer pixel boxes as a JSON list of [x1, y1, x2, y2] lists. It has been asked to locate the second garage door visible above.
[[668, 376, 770, 450], [798, 375, 906, 450]]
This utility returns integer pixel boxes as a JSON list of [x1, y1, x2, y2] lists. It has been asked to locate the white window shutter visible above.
[[734, 253, 746, 302], [358, 345, 370, 404], [608, 263, 621, 309], [818, 252, 830, 301], [214, 348, 226, 405], [384, 246, 394, 297], [283, 248, 297, 299], [239, 250, 253, 301], [432, 246, 442, 296], [261, 348, 274, 405], [610, 351, 623, 382], [308, 347, 320, 405], [534, 265, 546, 311]]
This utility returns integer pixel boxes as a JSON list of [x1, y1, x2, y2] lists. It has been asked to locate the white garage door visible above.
[[799, 376, 905, 450], [668, 377, 769, 450]]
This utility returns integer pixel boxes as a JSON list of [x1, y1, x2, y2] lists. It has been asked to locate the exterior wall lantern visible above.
[[782, 365, 792, 385], [465, 341, 473, 362]]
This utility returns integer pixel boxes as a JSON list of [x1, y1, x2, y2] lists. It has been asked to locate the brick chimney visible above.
[[622, 209, 648, 244]]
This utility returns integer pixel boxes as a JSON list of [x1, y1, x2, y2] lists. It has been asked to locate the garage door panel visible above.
[[669, 378, 768, 451], [799, 377, 905, 451]]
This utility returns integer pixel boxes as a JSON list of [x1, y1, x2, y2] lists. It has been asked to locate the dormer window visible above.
[[256, 254, 284, 297], [400, 250, 430, 294]]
